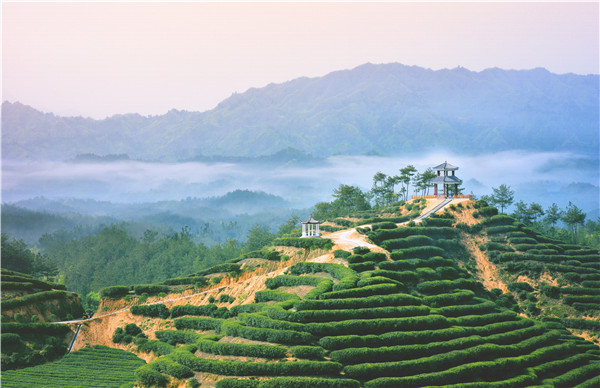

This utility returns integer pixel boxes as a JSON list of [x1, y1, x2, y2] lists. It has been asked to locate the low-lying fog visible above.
[[2, 151, 598, 217]]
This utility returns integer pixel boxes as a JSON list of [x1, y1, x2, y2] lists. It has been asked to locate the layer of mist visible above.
[[3, 151, 598, 217]]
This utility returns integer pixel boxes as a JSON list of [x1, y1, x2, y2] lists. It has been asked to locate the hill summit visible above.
[[3, 63, 598, 161]]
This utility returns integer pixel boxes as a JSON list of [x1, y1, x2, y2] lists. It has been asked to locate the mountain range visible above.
[[2, 63, 598, 161]]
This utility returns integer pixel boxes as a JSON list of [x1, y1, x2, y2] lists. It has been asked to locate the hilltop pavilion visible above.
[[301, 216, 321, 238], [431, 161, 463, 198]]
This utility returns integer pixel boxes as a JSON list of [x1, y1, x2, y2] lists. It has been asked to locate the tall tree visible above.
[[561, 202, 586, 243], [333, 184, 371, 214], [277, 215, 300, 237], [244, 224, 276, 252], [512, 201, 544, 225], [420, 168, 436, 196], [399, 165, 417, 201], [544, 203, 563, 235], [370, 172, 389, 208], [490, 184, 515, 214]]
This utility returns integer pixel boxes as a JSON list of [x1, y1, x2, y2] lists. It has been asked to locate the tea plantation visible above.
[[3, 200, 599, 387], [1, 345, 145, 387]]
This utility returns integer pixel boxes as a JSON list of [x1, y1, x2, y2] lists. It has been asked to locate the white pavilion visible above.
[[301, 216, 321, 238]]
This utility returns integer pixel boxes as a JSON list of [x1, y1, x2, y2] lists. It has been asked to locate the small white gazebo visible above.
[[301, 216, 321, 238]]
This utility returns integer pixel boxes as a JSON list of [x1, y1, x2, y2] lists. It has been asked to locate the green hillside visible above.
[[3, 200, 599, 387], [459, 209, 600, 343], [1, 269, 84, 370]]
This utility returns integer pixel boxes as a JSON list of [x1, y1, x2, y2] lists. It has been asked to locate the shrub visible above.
[[482, 215, 515, 226], [133, 284, 170, 295], [217, 379, 260, 388], [423, 290, 475, 307], [381, 235, 434, 250], [155, 330, 202, 345], [417, 279, 482, 294], [371, 222, 398, 230], [266, 275, 326, 289], [1, 290, 76, 310], [319, 318, 528, 350], [363, 252, 388, 263], [333, 218, 355, 227], [367, 270, 419, 284], [486, 225, 519, 235], [296, 293, 421, 311], [163, 276, 207, 286], [288, 306, 429, 323], [540, 285, 560, 299], [353, 246, 371, 255], [221, 321, 314, 345], [333, 250, 351, 259], [431, 300, 498, 317], [346, 254, 366, 264], [563, 295, 600, 305], [1, 322, 71, 336], [130, 304, 170, 319], [135, 365, 168, 387], [288, 262, 358, 291], [138, 339, 176, 356], [479, 206, 499, 217], [369, 227, 455, 245], [1, 333, 22, 346], [291, 346, 325, 360], [356, 276, 403, 288], [257, 377, 360, 388], [348, 262, 376, 272], [422, 218, 454, 227], [197, 263, 241, 276], [485, 242, 514, 252], [318, 283, 399, 300], [219, 294, 235, 304], [171, 303, 220, 318], [99, 285, 130, 299], [255, 290, 300, 303], [378, 260, 416, 271], [196, 338, 287, 358], [507, 282, 534, 293], [304, 279, 335, 300], [174, 317, 224, 331], [390, 246, 446, 260], [272, 238, 333, 250]]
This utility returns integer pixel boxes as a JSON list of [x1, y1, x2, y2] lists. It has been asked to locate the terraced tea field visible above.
[[1, 345, 145, 387]]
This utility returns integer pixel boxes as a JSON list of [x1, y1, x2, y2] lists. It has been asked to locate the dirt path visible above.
[[461, 232, 509, 293]]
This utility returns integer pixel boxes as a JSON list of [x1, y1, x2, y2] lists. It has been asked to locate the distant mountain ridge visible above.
[[3, 63, 598, 161]]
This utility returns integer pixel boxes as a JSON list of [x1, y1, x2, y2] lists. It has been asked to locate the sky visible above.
[[2, 1, 599, 119]]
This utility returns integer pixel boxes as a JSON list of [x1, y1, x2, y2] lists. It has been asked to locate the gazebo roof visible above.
[[301, 216, 321, 224], [430, 175, 462, 184], [433, 161, 459, 171]]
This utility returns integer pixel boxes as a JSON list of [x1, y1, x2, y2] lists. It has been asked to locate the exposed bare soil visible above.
[[460, 233, 509, 293]]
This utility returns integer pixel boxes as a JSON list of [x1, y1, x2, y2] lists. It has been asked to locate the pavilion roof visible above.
[[433, 161, 459, 171], [301, 216, 321, 224], [430, 175, 462, 184]]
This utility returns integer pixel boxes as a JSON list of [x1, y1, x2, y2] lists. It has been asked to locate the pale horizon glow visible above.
[[2, 2, 599, 118]]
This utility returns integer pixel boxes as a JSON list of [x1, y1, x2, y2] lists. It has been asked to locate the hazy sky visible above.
[[3, 2, 599, 118]]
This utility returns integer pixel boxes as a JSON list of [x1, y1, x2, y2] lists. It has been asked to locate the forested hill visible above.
[[3, 63, 598, 161]]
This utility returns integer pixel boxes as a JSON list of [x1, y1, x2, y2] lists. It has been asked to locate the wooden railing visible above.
[[411, 195, 472, 200]]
